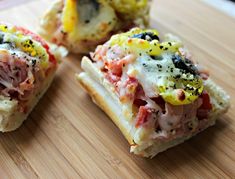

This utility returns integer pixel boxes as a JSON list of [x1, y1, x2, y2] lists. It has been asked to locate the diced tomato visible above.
[[107, 59, 125, 77], [16, 26, 57, 65], [123, 77, 138, 99], [125, 77, 138, 88], [47, 53, 57, 66], [197, 91, 212, 120], [135, 106, 151, 128], [117, 77, 138, 101], [199, 91, 212, 110]]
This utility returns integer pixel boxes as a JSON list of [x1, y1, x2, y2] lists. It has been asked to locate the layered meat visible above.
[[0, 24, 57, 113]]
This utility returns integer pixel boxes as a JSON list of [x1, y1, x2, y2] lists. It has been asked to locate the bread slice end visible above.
[[0, 70, 56, 132]]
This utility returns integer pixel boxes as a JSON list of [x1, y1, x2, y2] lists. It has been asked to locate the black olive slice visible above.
[[132, 32, 160, 42], [77, 0, 100, 24], [172, 55, 199, 76], [0, 34, 3, 44]]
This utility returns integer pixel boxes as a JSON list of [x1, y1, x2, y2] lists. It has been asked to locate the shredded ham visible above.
[[0, 26, 56, 102], [0, 51, 33, 97], [158, 103, 183, 132]]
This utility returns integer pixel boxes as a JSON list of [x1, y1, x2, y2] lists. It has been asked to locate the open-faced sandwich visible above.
[[76, 28, 230, 157], [0, 23, 59, 132], [39, 0, 150, 54]]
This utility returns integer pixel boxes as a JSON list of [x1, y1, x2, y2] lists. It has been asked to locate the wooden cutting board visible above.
[[0, 0, 235, 178]]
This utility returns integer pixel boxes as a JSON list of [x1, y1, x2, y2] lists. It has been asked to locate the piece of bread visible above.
[[77, 57, 230, 157], [0, 72, 55, 132], [0, 23, 61, 132], [76, 28, 230, 157], [39, 0, 150, 54]]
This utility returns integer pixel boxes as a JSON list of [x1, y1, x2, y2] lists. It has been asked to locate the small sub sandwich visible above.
[[39, 0, 150, 54], [77, 28, 230, 157], [0, 23, 59, 132]]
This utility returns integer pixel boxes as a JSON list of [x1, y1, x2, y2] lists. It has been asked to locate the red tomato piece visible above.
[[107, 60, 124, 77], [135, 106, 150, 128], [118, 77, 138, 100], [16, 26, 57, 65], [125, 77, 138, 90], [200, 91, 212, 110], [197, 91, 212, 120]]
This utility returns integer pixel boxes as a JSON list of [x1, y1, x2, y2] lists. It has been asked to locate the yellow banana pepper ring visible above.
[[61, 0, 78, 33], [159, 77, 204, 105], [109, 28, 182, 56]]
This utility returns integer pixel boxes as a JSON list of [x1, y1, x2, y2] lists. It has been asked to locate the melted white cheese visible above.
[[129, 53, 182, 98]]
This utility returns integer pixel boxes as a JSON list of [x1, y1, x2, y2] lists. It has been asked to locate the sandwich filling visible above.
[[41, 0, 149, 53], [89, 28, 212, 142], [0, 24, 57, 113]]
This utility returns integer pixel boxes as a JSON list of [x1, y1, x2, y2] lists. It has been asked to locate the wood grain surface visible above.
[[0, 0, 235, 178]]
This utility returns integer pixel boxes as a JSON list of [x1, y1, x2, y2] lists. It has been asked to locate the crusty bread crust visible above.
[[77, 72, 135, 145], [39, 0, 63, 44], [76, 57, 230, 157], [0, 68, 56, 132]]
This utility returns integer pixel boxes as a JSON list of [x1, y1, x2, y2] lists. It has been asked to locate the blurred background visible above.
[[1, 0, 235, 19], [203, 0, 235, 18]]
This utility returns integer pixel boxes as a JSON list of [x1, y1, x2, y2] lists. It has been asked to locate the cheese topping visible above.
[[109, 28, 182, 56], [0, 23, 56, 105], [131, 54, 203, 105], [106, 28, 204, 105], [89, 28, 213, 141], [62, 0, 116, 41], [0, 24, 49, 69]]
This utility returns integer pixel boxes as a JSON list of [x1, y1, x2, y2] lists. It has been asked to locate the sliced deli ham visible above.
[[0, 23, 59, 132]]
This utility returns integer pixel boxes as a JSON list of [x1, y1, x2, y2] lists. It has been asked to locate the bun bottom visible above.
[[0, 69, 56, 132], [77, 57, 230, 157]]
